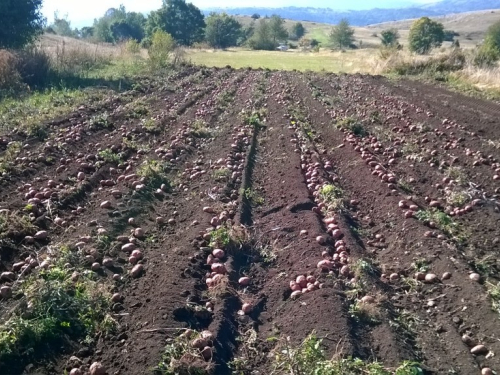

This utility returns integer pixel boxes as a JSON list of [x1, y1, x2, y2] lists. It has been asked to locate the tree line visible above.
[[1, 0, 500, 66], [0, 0, 307, 51]]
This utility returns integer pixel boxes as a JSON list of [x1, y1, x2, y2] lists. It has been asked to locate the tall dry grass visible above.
[[371, 47, 500, 93], [0, 50, 23, 94], [452, 63, 500, 91]]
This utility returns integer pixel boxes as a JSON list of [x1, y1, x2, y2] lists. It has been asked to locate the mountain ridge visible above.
[[202, 0, 500, 26]]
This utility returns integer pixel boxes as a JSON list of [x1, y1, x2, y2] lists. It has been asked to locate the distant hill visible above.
[[203, 0, 500, 26]]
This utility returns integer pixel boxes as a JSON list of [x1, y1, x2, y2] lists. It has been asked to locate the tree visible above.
[[248, 19, 275, 51], [329, 19, 355, 50], [148, 30, 176, 69], [146, 0, 205, 46], [0, 0, 45, 49], [80, 27, 94, 39], [484, 20, 500, 52], [443, 30, 458, 42], [251, 13, 260, 20], [269, 15, 288, 44], [290, 22, 305, 40], [474, 20, 500, 66], [205, 13, 242, 49], [93, 6, 146, 43], [380, 28, 400, 47], [51, 12, 75, 37], [240, 23, 255, 45], [408, 17, 445, 54], [110, 13, 146, 42]]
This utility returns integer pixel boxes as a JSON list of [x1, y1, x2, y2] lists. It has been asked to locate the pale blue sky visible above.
[[42, 0, 438, 27]]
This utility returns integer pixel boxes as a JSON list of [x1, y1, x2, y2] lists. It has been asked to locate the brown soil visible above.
[[1, 67, 500, 375]]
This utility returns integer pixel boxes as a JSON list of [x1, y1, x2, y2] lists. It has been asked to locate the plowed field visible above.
[[1, 67, 500, 375]]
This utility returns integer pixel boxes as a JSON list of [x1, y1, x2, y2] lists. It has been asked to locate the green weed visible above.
[[98, 148, 123, 164], [0, 261, 112, 363], [271, 333, 423, 375], [415, 209, 465, 242], [212, 168, 230, 181], [445, 167, 468, 186], [209, 226, 232, 248], [0, 88, 98, 133], [319, 184, 344, 211], [412, 258, 429, 273], [0, 141, 22, 173], [142, 118, 161, 134], [486, 281, 500, 316], [154, 331, 211, 375], [89, 112, 112, 130], [241, 188, 264, 206], [0, 211, 36, 239], [243, 109, 267, 128], [191, 119, 211, 138], [137, 160, 171, 190], [336, 117, 367, 137], [445, 191, 469, 207], [349, 300, 381, 325]]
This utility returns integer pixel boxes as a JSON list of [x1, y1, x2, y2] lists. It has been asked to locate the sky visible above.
[[41, 0, 438, 28]]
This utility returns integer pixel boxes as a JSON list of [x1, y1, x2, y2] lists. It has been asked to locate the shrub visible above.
[[409, 17, 445, 54], [53, 42, 111, 77], [474, 44, 500, 67], [0, 50, 23, 96], [474, 21, 500, 67], [389, 49, 466, 76], [148, 30, 176, 70], [125, 39, 141, 54], [380, 28, 400, 47], [14, 47, 52, 87]]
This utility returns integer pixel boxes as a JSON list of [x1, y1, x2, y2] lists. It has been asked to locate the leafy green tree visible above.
[[408, 17, 445, 54], [146, 0, 205, 46], [329, 19, 355, 50], [93, 6, 146, 43], [474, 21, 500, 66], [380, 28, 400, 47], [248, 19, 275, 51], [0, 0, 45, 48], [251, 13, 260, 20], [443, 30, 458, 42], [205, 13, 242, 49], [94, 17, 114, 42], [239, 23, 255, 45], [269, 15, 288, 44], [80, 27, 94, 39], [110, 13, 146, 42], [290, 22, 306, 40], [148, 30, 176, 69], [484, 20, 500, 52], [51, 12, 75, 37]]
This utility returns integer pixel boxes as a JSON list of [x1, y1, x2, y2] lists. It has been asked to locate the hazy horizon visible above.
[[42, 0, 439, 28]]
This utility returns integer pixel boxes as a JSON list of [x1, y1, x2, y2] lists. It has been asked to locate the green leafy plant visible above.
[[486, 281, 500, 316], [137, 159, 171, 190], [241, 188, 264, 206], [271, 333, 423, 374], [336, 117, 367, 137], [0, 264, 113, 363], [349, 300, 381, 325], [319, 184, 344, 211], [98, 148, 123, 164], [415, 209, 464, 242], [209, 226, 231, 248]]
